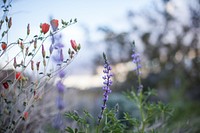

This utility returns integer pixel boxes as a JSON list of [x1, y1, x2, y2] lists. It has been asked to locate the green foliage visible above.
[[65, 88, 173, 133]]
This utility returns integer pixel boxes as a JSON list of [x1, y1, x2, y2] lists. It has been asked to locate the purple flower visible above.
[[59, 70, 66, 78], [56, 80, 65, 93], [56, 96, 65, 110], [54, 43, 64, 49], [132, 45, 142, 76], [98, 53, 113, 124], [52, 113, 64, 129], [132, 42, 143, 93]]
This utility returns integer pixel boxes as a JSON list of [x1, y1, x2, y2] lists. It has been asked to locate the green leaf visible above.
[[65, 127, 74, 133], [28, 52, 32, 56]]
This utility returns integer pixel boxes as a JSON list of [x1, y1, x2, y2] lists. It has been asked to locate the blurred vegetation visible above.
[[93, 0, 200, 132]]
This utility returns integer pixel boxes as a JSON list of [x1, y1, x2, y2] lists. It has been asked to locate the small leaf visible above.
[[65, 127, 74, 133], [74, 18, 77, 23], [19, 38, 23, 41], [28, 52, 32, 56], [47, 73, 51, 77], [12, 121, 16, 125]]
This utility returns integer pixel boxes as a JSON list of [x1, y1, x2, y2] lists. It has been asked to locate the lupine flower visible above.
[[132, 43, 142, 76], [56, 81, 65, 93], [1, 42, 7, 50], [131, 42, 143, 92], [53, 113, 64, 129], [40, 23, 50, 34], [56, 96, 65, 110], [50, 19, 59, 31], [49, 44, 53, 55], [59, 70, 66, 78], [98, 53, 113, 124], [2, 82, 9, 89], [54, 43, 64, 49], [60, 49, 64, 62]]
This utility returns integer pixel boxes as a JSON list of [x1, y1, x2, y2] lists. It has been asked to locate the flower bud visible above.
[[34, 38, 37, 49], [70, 39, 77, 52], [43, 58, 46, 67], [19, 41, 24, 50], [23, 112, 28, 120], [5, 16, 8, 22], [2, 82, 9, 89], [8, 17, 12, 29], [13, 57, 17, 69], [25, 47, 29, 56], [60, 49, 64, 62], [42, 44, 45, 58], [31, 60, 34, 71], [40, 23, 50, 34], [27, 23, 30, 35], [1, 42, 7, 50], [50, 19, 59, 31], [16, 72, 22, 80], [36, 62, 40, 71]]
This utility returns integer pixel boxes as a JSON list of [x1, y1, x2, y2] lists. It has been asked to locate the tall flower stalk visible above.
[[132, 41, 143, 93], [131, 41, 145, 133], [98, 53, 113, 125]]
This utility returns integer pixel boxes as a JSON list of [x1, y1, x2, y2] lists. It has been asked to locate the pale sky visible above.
[[1, 0, 148, 72]]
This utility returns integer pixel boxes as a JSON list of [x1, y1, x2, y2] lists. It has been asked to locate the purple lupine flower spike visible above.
[[131, 41, 143, 93], [98, 53, 113, 124]]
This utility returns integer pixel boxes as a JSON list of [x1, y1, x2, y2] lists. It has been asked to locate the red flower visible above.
[[2, 82, 9, 89], [1, 42, 7, 50], [23, 112, 28, 120], [40, 23, 50, 34], [50, 19, 59, 31], [16, 72, 22, 80], [70, 39, 77, 51]]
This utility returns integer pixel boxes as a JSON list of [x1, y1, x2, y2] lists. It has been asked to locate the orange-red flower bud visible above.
[[16, 72, 22, 80], [50, 19, 59, 31], [2, 82, 9, 89], [23, 112, 28, 120], [70, 39, 78, 52], [40, 23, 50, 34], [1, 42, 7, 50]]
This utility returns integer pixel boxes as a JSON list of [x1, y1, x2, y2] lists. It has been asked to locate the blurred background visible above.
[[1, 0, 200, 132]]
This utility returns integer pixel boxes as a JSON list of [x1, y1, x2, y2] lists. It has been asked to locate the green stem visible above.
[[139, 91, 145, 133]]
